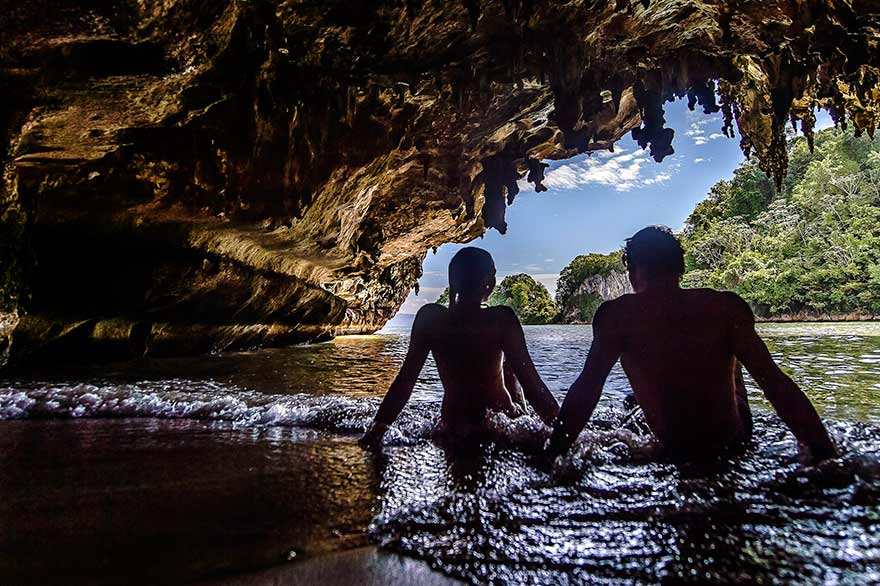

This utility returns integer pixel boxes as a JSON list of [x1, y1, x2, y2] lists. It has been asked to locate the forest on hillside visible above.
[[555, 126, 880, 322], [435, 273, 558, 324], [437, 126, 880, 324], [682, 126, 880, 318]]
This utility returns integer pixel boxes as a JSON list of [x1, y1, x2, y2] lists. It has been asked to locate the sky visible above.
[[396, 99, 834, 315]]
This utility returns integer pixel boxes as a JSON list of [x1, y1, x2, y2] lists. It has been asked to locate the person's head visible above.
[[623, 225, 685, 291], [448, 247, 496, 309]]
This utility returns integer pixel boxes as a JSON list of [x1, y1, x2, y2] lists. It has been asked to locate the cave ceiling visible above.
[[0, 0, 878, 358]]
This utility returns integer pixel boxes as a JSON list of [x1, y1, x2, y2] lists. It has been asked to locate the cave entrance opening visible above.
[[387, 100, 840, 326]]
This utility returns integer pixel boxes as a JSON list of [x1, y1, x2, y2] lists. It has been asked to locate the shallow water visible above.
[[1, 323, 880, 584]]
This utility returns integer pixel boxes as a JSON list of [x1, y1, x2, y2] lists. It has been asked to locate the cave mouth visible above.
[[1, 0, 879, 365], [393, 100, 871, 327]]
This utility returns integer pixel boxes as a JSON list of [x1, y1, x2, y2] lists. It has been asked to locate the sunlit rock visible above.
[[0, 0, 878, 362]]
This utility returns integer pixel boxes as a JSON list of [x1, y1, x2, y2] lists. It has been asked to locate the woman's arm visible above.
[[500, 307, 560, 425], [503, 357, 528, 412], [360, 306, 432, 448]]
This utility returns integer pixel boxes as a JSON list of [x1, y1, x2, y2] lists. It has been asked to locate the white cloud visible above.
[[524, 264, 542, 271], [544, 258, 554, 263], [540, 149, 676, 193], [693, 157, 706, 164], [689, 117, 714, 128], [692, 131, 725, 146], [529, 273, 560, 297], [642, 172, 672, 186], [596, 148, 625, 158]]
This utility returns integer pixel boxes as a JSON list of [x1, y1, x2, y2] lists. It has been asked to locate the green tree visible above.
[[434, 276, 558, 324], [681, 125, 880, 317], [488, 274, 558, 324]]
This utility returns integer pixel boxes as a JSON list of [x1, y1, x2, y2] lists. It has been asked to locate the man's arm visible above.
[[360, 306, 431, 448], [545, 302, 622, 457], [727, 293, 836, 462], [500, 308, 559, 425]]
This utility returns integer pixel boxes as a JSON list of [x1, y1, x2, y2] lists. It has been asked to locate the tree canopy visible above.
[[682, 126, 880, 317], [434, 273, 557, 324], [555, 252, 625, 322], [488, 274, 558, 324]]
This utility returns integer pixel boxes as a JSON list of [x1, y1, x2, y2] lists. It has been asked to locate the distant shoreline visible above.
[[379, 314, 878, 331], [557, 316, 878, 326]]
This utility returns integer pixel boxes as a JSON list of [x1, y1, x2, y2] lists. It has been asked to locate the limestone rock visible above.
[[559, 271, 633, 323], [1, 0, 878, 362]]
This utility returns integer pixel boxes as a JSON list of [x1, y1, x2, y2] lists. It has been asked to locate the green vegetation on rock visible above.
[[489, 274, 558, 324], [555, 252, 626, 322], [682, 127, 880, 317], [435, 274, 557, 324]]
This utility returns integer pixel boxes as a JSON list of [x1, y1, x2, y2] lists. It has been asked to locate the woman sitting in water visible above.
[[360, 247, 560, 447]]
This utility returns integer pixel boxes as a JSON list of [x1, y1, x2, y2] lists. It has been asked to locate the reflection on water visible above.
[[756, 322, 880, 423], [1, 322, 879, 584], [371, 412, 880, 585]]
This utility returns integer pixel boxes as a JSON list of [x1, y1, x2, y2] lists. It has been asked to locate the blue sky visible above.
[[397, 99, 834, 315]]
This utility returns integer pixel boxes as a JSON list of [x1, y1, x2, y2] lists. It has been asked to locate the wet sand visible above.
[[200, 547, 462, 586], [0, 418, 385, 585]]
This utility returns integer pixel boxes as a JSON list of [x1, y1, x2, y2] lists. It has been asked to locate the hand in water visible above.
[[797, 440, 839, 467], [359, 422, 387, 449]]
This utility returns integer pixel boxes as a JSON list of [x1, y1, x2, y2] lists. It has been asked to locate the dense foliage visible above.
[[554, 252, 625, 322], [434, 274, 558, 324], [682, 127, 880, 317], [488, 274, 558, 324]]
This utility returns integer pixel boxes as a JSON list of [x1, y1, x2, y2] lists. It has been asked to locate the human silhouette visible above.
[[361, 247, 559, 448], [547, 226, 836, 463]]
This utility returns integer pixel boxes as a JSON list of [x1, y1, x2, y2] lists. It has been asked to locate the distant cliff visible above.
[[556, 253, 631, 323]]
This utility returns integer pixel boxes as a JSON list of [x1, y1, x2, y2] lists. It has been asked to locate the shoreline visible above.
[[196, 546, 463, 586], [553, 317, 879, 326]]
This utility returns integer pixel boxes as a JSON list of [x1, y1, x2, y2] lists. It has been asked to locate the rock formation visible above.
[[559, 271, 633, 323], [1, 0, 879, 363]]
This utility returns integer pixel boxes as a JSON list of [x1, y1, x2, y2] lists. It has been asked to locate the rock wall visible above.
[[1, 0, 879, 363], [559, 270, 633, 323]]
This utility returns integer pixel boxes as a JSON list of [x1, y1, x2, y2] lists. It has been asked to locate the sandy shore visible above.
[[197, 546, 463, 586]]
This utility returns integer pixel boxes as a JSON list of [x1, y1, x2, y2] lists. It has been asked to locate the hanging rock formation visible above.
[[1, 0, 879, 363]]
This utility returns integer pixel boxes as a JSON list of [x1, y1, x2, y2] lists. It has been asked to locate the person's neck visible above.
[[452, 296, 484, 311], [637, 277, 680, 294]]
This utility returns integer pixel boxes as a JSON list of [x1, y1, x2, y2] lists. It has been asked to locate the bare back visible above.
[[550, 284, 835, 463], [419, 304, 521, 429], [363, 303, 559, 447], [607, 288, 745, 453]]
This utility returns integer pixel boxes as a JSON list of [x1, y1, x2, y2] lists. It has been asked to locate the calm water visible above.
[[1, 323, 879, 584]]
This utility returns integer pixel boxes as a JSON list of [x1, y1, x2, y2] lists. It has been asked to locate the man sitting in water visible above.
[[360, 247, 559, 448], [547, 226, 837, 463]]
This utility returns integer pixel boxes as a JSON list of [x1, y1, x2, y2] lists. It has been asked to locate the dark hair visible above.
[[622, 225, 685, 277], [448, 247, 495, 310]]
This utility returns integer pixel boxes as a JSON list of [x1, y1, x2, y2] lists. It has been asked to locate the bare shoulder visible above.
[[412, 303, 447, 329], [487, 304, 520, 326], [596, 296, 626, 319], [592, 297, 626, 329], [687, 288, 755, 329], [715, 290, 754, 323]]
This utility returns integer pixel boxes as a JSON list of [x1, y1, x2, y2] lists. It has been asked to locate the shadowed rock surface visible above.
[[560, 270, 633, 323], [1, 0, 878, 362]]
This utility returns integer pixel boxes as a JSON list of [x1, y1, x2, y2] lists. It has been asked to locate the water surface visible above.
[[1, 323, 879, 584]]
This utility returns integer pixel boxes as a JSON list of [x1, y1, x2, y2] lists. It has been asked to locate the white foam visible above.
[[0, 381, 437, 443]]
